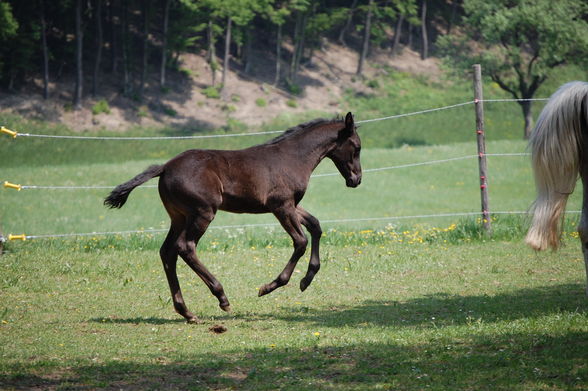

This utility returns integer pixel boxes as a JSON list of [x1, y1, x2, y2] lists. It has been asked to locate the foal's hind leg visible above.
[[177, 211, 231, 312], [297, 207, 323, 292], [160, 221, 200, 323], [258, 206, 308, 296]]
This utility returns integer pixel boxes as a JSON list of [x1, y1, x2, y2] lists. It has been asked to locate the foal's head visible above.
[[328, 112, 362, 188]]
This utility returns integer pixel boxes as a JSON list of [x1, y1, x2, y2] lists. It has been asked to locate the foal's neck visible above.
[[284, 123, 341, 168]]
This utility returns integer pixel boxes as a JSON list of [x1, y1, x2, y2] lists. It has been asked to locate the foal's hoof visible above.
[[220, 303, 232, 313], [186, 316, 202, 324], [258, 284, 271, 297], [300, 277, 311, 292]]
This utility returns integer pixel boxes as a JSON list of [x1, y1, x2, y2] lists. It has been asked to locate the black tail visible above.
[[104, 165, 164, 209]]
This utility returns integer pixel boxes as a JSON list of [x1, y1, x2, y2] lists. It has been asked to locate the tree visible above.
[[40, 0, 49, 99], [338, 0, 358, 47], [288, 0, 310, 83], [92, 0, 103, 97], [390, 0, 418, 56], [356, 0, 374, 76], [160, 0, 172, 87], [439, 0, 588, 138], [139, 0, 151, 100], [419, 0, 427, 60], [264, 1, 290, 85], [73, 0, 83, 110]]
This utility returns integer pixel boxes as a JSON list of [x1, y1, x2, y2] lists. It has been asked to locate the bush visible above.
[[92, 99, 111, 115], [202, 86, 220, 99], [255, 98, 267, 107], [286, 99, 298, 108], [286, 81, 302, 96]]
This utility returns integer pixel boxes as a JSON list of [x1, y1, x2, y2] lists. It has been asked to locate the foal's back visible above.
[[158, 144, 306, 215]]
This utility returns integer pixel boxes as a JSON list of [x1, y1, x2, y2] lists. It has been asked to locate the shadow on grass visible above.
[[88, 316, 185, 325], [263, 283, 588, 328], [2, 330, 587, 390], [86, 283, 588, 328], [258, 284, 588, 327]]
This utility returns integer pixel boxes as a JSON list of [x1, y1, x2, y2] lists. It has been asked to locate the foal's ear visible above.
[[344, 112, 355, 136]]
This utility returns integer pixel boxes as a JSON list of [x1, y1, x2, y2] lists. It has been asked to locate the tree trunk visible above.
[[274, 23, 282, 85], [407, 20, 413, 48], [338, 0, 358, 47], [289, 12, 303, 82], [221, 16, 231, 91], [140, 0, 150, 100], [356, 0, 373, 76], [160, 0, 171, 87], [74, 0, 83, 110], [293, 13, 308, 76], [40, 0, 49, 99], [207, 20, 217, 86], [92, 0, 103, 97], [391, 14, 404, 57], [420, 0, 428, 60], [109, 0, 118, 73], [521, 100, 534, 139], [121, 0, 131, 95], [244, 27, 252, 74], [447, 0, 458, 34]]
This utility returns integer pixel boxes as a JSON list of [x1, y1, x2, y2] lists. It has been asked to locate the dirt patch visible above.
[[209, 324, 228, 334]]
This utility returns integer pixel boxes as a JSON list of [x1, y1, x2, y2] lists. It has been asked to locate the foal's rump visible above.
[[526, 81, 588, 251]]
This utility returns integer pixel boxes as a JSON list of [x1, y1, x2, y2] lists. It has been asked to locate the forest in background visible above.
[[0, 0, 587, 137], [0, 0, 445, 99]]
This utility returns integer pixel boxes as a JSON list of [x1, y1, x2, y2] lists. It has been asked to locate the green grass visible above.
[[0, 139, 582, 238], [1, 238, 587, 390]]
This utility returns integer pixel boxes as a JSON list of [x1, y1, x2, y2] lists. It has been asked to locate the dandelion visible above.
[[313, 332, 321, 337]]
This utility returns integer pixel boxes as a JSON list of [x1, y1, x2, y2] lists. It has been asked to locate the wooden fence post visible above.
[[473, 64, 492, 234]]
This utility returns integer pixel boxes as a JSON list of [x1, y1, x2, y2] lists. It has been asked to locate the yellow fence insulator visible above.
[[0, 126, 17, 138], [3, 181, 22, 191]]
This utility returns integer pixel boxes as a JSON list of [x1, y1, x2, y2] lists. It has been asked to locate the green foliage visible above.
[[202, 86, 221, 99], [255, 98, 267, 107], [223, 118, 248, 132], [222, 104, 237, 113], [91, 99, 111, 115], [438, 0, 588, 97], [162, 106, 177, 117], [286, 99, 298, 108], [365, 79, 379, 89], [285, 81, 302, 96], [0, 3, 18, 40]]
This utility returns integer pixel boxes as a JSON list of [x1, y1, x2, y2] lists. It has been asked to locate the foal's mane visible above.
[[263, 116, 343, 145]]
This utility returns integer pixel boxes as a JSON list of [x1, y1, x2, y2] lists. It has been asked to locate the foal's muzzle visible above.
[[346, 173, 362, 188]]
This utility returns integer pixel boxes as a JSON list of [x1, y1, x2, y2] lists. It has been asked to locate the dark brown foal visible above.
[[105, 112, 362, 323]]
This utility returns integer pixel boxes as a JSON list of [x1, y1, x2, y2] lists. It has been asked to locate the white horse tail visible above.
[[525, 81, 588, 251]]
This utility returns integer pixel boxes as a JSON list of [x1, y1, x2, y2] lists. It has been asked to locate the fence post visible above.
[[473, 64, 492, 234]]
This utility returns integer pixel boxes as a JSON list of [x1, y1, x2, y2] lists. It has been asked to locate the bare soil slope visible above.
[[0, 44, 440, 132]]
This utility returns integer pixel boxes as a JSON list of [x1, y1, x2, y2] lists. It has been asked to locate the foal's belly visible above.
[[219, 194, 271, 214]]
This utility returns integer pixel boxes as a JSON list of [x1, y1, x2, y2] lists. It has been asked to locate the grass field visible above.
[[1, 237, 587, 390], [2, 69, 588, 390]]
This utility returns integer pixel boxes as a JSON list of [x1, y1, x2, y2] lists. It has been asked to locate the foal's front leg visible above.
[[297, 207, 323, 292], [258, 206, 308, 296]]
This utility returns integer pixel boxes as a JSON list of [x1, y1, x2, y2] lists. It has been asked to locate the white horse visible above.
[[525, 81, 588, 294]]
